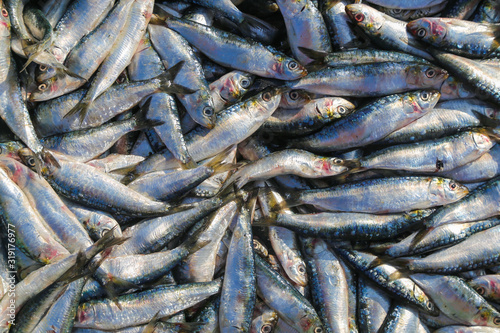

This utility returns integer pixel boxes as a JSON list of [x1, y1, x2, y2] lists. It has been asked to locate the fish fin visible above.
[[387, 264, 411, 281], [158, 60, 196, 95], [472, 110, 500, 128], [33, 152, 43, 177], [108, 276, 141, 293], [298, 47, 328, 61], [251, 216, 277, 227], [369, 242, 393, 255], [204, 146, 236, 169], [322, 0, 341, 11], [409, 227, 434, 249], [212, 162, 243, 174], [63, 98, 92, 124], [42, 149, 60, 169], [180, 158, 198, 170], [142, 311, 162, 333], [120, 171, 138, 185], [133, 100, 166, 131], [282, 190, 303, 209], [239, 13, 276, 42], [366, 255, 393, 269], [103, 281, 122, 310]]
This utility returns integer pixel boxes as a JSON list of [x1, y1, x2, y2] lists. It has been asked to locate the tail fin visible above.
[[159, 60, 196, 95], [239, 13, 279, 44], [63, 97, 92, 125], [132, 97, 166, 131]]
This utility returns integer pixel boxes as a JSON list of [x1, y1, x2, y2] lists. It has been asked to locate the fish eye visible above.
[[203, 107, 214, 117], [354, 13, 365, 22], [287, 61, 298, 70], [333, 158, 342, 164], [338, 106, 347, 114], [27, 157, 36, 167], [262, 92, 272, 102], [240, 78, 251, 88], [425, 69, 436, 78], [261, 324, 273, 333], [494, 316, 500, 325], [289, 91, 300, 100], [417, 28, 426, 38], [426, 302, 434, 310], [314, 327, 323, 333], [420, 91, 430, 101], [476, 286, 486, 295], [100, 228, 111, 238], [1, 9, 8, 17], [449, 182, 457, 190], [39, 64, 48, 72], [298, 265, 306, 274], [38, 83, 48, 91], [392, 8, 402, 14]]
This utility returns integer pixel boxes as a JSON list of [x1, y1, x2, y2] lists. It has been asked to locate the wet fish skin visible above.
[[407, 18, 500, 58], [287, 90, 442, 152], [219, 200, 257, 332], [75, 279, 222, 330], [345, 4, 433, 60]]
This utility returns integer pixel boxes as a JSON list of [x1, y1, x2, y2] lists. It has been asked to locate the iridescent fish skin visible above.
[[209, 70, 255, 113], [287, 90, 441, 153], [333, 248, 439, 315], [158, 16, 308, 80], [49, 0, 114, 63], [381, 218, 500, 257], [148, 23, 215, 129], [358, 130, 495, 173], [408, 18, 500, 58], [410, 274, 500, 327], [302, 237, 350, 333], [75, 280, 222, 331], [399, 224, 500, 274], [468, 274, 500, 302], [357, 276, 392, 333], [345, 4, 433, 60], [262, 97, 355, 135], [264, 209, 434, 241], [255, 255, 324, 333], [379, 304, 425, 333], [284, 176, 468, 214], [423, 177, 500, 229], [320, 0, 367, 50], [440, 145, 500, 183], [219, 201, 257, 333], [287, 62, 447, 97], [276, 0, 332, 65], [440, 0, 482, 19], [472, 0, 500, 23], [364, 0, 449, 10]]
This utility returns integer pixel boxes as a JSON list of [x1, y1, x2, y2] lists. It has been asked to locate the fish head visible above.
[[430, 177, 469, 205], [439, 76, 476, 100], [272, 56, 308, 80], [279, 90, 313, 109], [250, 306, 278, 333], [253, 87, 284, 119], [310, 157, 348, 177], [298, 314, 324, 333], [319, 98, 356, 120], [406, 64, 448, 89], [407, 18, 447, 45], [217, 71, 255, 102], [409, 90, 441, 114], [345, 4, 383, 34], [0, 2, 10, 36], [472, 130, 495, 152], [35, 62, 57, 82]]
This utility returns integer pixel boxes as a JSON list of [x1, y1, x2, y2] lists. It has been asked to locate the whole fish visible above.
[[287, 90, 441, 152], [408, 17, 500, 58], [281, 176, 468, 213]]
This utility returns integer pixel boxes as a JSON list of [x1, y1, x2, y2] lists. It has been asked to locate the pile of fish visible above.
[[0, 0, 500, 331]]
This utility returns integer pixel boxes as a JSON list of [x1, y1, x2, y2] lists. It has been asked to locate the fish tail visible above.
[[409, 227, 434, 249], [63, 98, 92, 124], [180, 158, 198, 170], [158, 60, 197, 95], [239, 13, 276, 41], [251, 216, 277, 227], [132, 98, 165, 131], [282, 190, 303, 209]]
